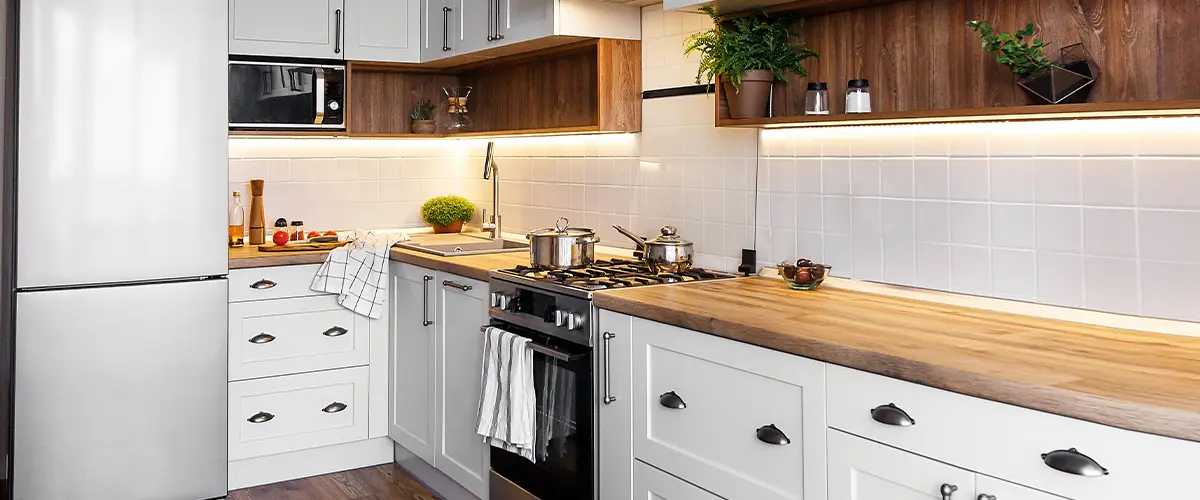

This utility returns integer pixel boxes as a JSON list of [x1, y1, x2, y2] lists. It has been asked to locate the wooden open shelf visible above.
[[347, 39, 640, 139], [716, 0, 1200, 129]]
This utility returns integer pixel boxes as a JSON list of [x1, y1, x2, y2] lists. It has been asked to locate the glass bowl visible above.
[[777, 263, 831, 290]]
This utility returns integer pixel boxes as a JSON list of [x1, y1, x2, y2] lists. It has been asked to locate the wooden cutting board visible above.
[[256, 240, 352, 252]]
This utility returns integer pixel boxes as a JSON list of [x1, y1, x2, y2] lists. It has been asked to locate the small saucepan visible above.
[[613, 225, 694, 274], [527, 218, 600, 269]]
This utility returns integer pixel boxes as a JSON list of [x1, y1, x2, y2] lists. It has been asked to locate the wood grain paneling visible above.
[[593, 277, 1200, 442], [718, 0, 1200, 124], [348, 64, 461, 136], [597, 39, 642, 132], [459, 46, 600, 132]]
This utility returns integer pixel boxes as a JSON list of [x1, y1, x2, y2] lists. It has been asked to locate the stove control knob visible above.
[[490, 292, 512, 310], [561, 311, 584, 331], [554, 309, 568, 327]]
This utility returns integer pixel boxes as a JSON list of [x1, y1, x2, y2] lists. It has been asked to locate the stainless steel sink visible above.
[[395, 235, 529, 257]]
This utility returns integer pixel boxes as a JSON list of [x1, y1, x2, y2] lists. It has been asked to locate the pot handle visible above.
[[612, 225, 647, 250], [555, 217, 569, 233], [577, 235, 600, 244]]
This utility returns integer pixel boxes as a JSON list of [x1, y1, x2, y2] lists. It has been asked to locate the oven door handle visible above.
[[479, 325, 580, 362]]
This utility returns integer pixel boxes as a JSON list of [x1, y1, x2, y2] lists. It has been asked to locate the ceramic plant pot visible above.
[[723, 69, 774, 119], [412, 119, 437, 134], [431, 220, 464, 234]]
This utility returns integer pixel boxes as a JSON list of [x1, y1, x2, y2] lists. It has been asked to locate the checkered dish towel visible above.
[[310, 231, 408, 319]]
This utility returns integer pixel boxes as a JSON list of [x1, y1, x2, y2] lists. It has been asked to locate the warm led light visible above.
[[757, 109, 1200, 130], [760, 115, 1200, 138]]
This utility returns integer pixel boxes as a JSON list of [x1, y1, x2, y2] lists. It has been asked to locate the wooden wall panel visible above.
[[597, 39, 642, 132], [734, 0, 1200, 120], [348, 67, 460, 135], [459, 47, 599, 132]]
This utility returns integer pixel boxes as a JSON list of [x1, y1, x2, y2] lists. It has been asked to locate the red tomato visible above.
[[272, 230, 289, 246], [306, 231, 320, 239], [323, 230, 338, 236]]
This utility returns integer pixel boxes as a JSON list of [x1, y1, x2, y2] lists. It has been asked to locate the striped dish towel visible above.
[[310, 231, 407, 319], [477, 326, 536, 463]]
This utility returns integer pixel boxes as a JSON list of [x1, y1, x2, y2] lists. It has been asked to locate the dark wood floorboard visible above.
[[227, 464, 440, 500]]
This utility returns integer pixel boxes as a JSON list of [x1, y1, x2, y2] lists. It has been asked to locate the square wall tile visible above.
[[852, 236, 884, 281], [992, 249, 1037, 301], [1037, 252, 1085, 308], [822, 159, 851, 195], [990, 204, 1035, 250], [916, 242, 951, 290], [851, 159, 881, 196], [989, 158, 1035, 203], [1081, 158, 1135, 207], [950, 245, 992, 295], [882, 237, 916, 286], [949, 158, 990, 201], [949, 202, 990, 246], [1141, 260, 1200, 321], [1083, 208, 1137, 258], [1084, 257, 1140, 315], [880, 159, 915, 198], [914, 158, 949, 200], [823, 196, 852, 234], [1034, 158, 1083, 205], [1138, 209, 1200, 263], [915, 201, 950, 243], [852, 198, 882, 237], [1035, 206, 1083, 253], [1138, 158, 1200, 210], [824, 233, 854, 277]]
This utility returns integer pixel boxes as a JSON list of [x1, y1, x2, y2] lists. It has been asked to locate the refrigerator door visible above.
[[14, 279, 227, 500], [16, 0, 228, 289]]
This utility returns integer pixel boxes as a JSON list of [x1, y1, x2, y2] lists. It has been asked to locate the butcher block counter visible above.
[[592, 276, 1200, 442]]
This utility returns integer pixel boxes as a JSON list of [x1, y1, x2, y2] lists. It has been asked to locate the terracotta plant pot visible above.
[[431, 220, 464, 234], [723, 69, 774, 119], [412, 119, 437, 134]]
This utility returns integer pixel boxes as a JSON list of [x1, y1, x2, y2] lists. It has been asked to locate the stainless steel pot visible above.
[[527, 218, 599, 269], [613, 225, 694, 274]]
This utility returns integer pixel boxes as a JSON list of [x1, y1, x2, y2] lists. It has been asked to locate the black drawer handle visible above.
[[755, 424, 791, 445], [248, 333, 276, 344], [250, 279, 277, 290], [322, 401, 348, 413], [978, 495, 996, 500], [940, 484, 958, 500], [322, 326, 348, 337], [659, 391, 686, 409], [1042, 448, 1108, 477], [871, 403, 916, 427], [247, 411, 274, 424]]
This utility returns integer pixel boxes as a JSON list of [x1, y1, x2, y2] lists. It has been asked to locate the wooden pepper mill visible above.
[[249, 179, 266, 245]]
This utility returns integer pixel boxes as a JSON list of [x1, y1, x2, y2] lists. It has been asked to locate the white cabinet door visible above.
[[494, 0, 553, 46], [829, 429, 977, 500], [229, 0, 345, 58], [388, 262, 438, 464], [634, 461, 725, 500], [434, 271, 491, 499], [345, 0, 421, 62], [976, 476, 1072, 500], [598, 310, 634, 500], [458, 0, 491, 54]]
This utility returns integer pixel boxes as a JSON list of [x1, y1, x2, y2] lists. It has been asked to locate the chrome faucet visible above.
[[481, 141, 501, 240]]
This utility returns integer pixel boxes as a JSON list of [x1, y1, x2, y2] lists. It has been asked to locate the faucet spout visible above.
[[482, 141, 501, 240]]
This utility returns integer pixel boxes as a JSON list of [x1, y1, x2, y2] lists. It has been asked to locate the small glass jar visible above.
[[804, 82, 830, 115], [290, 220, 304, 241], [845, 79, 872, 114]]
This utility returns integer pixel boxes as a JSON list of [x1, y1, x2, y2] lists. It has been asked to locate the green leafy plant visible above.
[[684, 6, 818, 91], [410, 98, 438, 121], [420, 195, 475, 227], [966, 20, 1053, 76]]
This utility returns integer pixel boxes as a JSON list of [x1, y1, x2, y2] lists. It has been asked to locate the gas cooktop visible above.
[[490, 258, 737, 299]]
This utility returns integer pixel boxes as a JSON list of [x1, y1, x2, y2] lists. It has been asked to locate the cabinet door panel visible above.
[[634, 461, 724, 500], [829, 429, 976, 500], [388, 262, 437, 464], [345, 0, 421, 62], [976, 476, 1072, 500], [597, 310, 634, 500], [229, 0, 343, 58], [459, 0, 490, 54], [435, 271, 490, 498], [495, 0, 552, 45]]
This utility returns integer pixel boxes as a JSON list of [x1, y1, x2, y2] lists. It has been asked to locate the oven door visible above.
[[487, 322, 593, 500], [228, 61, 345, 130]]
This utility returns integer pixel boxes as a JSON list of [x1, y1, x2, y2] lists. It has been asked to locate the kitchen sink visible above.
[[395, 235, 529, 257]]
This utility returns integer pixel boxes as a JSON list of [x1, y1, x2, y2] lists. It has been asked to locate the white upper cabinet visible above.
[[344, 0, 422, 62], [229, 0, 345, 58]]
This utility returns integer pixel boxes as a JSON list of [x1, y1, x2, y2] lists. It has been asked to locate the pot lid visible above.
[[527, 217, 596, 238], [644, 226, 692, 246]]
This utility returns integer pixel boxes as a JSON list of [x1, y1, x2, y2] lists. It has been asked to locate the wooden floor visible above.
[[227, 464, 439, 500]]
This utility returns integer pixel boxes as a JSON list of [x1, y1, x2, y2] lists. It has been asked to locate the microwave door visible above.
[[228, 62, 343, 130]]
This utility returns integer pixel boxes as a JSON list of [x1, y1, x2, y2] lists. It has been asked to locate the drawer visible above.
[[632, 318, 826, 500], [828, 429, 977, 500], [827, 364, 1200, 500], [229, 264, 325, 303], [229, 366, 369, 460], [229, 295, 371, 381], [634, 460, 725, 500]]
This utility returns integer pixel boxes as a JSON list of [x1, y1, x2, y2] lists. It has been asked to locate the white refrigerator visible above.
[[12, 0, 229, 499]]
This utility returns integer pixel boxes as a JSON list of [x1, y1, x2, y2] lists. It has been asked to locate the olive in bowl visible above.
[[777, 259, 831, 290]]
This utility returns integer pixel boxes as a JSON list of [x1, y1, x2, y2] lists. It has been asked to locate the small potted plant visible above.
[[421, 195, 475, 234], [967, 20, 1098, 105], [685, 7, 818, 119], [410, 98, 438, 134]]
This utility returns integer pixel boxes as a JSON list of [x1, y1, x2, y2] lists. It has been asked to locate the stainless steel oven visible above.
[[228, 60, 345, 131], [487, 279, 594, 500]]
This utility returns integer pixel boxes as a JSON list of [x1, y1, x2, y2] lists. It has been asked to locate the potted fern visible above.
[[967, 21, 1098, 105], [410, 98, 438, 134], [685, 7, 818, 119], [421, 195, 475, 233]]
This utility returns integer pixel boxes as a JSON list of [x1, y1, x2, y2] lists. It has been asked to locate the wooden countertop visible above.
[[228, 245, 332, 269], [593, 277, 1200, 442], [388, 246, 535, 282]]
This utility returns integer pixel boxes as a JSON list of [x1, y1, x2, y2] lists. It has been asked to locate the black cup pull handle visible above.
[[1042, 448, 1109, 477], [250, 279, 276, 290], [978, 495, 996, 500], [247, 411, 274, 424], [658, 391, 686, 409], [940, 483, 958, 500], [755, 424, 791, 445], [871, 403, 916, 427], [322, 402, 348, 414], [322, 326, 348, 337], [249, 333, 276, 344]]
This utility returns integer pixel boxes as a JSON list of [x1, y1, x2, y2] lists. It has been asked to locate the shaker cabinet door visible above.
[[229, 0, 345, 58], [434, 271, 490, 499], [388, 262, 438, 464], [344, 0, 421, 62]]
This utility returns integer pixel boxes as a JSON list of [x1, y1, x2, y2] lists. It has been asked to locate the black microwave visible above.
[[228, 60, 345, 131]]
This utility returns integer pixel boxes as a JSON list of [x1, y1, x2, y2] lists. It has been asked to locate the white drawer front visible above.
[[230, 264, 325, 303], [229, 295, 370, 381], [828, 429, 977, 500], [633, 318, 826, 500], [229, 366, 369, 460], [634, 460, 725, 500], [827, 364, 1199, 500]]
